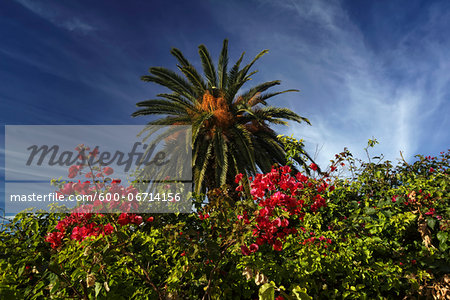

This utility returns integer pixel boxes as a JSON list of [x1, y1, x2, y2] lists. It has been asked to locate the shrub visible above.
[[1, 141, 449, 299]]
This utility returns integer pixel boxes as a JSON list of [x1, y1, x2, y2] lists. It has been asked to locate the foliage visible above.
[[1, 140, 449, 299]]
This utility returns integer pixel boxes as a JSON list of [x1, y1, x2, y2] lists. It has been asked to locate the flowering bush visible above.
[[1, 140, 449, 299]]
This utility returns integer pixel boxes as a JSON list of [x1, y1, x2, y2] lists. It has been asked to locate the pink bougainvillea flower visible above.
[[273, 218, 282, 227], [103, 167, 114, 176], [89, 147, 99, 157], [60, 183, 74, 195], [68, 165, 80, 178]]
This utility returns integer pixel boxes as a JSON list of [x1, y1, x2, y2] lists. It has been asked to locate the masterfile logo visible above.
[[4, 125, 192, 214], [25, 142, 169, 172]]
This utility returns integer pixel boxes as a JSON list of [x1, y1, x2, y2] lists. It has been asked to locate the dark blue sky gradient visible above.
[[1, 0, 450, 211]]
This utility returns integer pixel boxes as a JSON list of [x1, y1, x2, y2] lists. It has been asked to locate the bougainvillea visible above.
[[236, 165, 333, 253], [1, 141, 449, 299]]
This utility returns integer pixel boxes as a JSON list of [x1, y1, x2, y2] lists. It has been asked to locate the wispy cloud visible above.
[[212, 0, 450, 166], [15, 0, 95, 33]]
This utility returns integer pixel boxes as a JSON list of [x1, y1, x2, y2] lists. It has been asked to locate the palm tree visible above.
[[132, 39, 312, 195]]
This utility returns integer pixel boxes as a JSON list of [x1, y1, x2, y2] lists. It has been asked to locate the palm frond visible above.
[[225, 52, 245, 103], [170, 47, 191, 67], [178, 65, 206, 97], [217, 39, 229, 89], [213, 129, 229, 186], [194, 141, 213, 194], [142, 67, 196, 100], [255, 107, 311, 124], [198, 44, 217, 88], [156, 93, 196, 109], [230, 124, 256, 174], [253, 89, 299, 105], [239, 80, 281, 104]]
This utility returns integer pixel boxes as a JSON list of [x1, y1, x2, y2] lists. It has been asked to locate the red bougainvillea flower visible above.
[[309, 163, 318, 171], [46, 231, 64, 249], [103, 167, 114, 176], [117, 213, 143, 226], [104, 223, 114, 235], [273, 239, 283, 251], [256, 238, 265, 246], [241, 245, 251, 256], [89, 147, 99, 157], [68, 165, 81, 178], [75, 144, 89, 152], [198, 213, 210, 220], [273, 218, 282, 227], [235, 173, 244, 183], [238, 165, 332, 254], [259, 207, 270, 217], [59, 183, 74, 195], [249, 243, 259, 253], [117, 213, 131, 226], [425, 208, 435, 216], [73, 180, 91, 195], [132, 215, 143, 225]]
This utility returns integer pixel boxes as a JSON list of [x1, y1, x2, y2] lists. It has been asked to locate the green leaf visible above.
[[437, 231, 448, 244], [18, 264, 25, 277], [427, 218, 437, 230], [292, 285, 312, 300], [259, 283, 275, 300], [95, 282, 102, 297]]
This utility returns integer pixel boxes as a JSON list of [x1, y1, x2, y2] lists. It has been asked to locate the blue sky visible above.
[[1, 0, 449, 190]]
